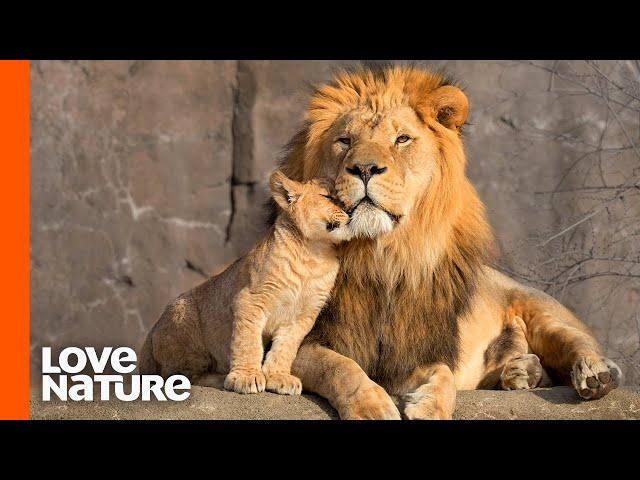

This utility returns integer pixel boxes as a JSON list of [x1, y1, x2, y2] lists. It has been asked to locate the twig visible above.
[[537, 208, 603, 247]]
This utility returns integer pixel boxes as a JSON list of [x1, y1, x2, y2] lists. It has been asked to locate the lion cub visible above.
[[223, 170, 351, 395]]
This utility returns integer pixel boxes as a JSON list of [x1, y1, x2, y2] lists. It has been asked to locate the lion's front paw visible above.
[[571, 355, 622, 400], [224, 368, 266, 394], [500, 353, 543, 390], [265, 372, 302, 395], [340, 384, 401, 420], [403, 391, 451, 420]]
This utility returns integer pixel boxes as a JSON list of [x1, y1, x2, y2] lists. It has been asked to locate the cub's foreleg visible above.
[[401, 363, 457, 420], [224, 289, 271, 394], [262, 313, 317, 395]]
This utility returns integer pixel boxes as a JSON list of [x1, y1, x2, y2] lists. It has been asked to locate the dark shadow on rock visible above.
[[530, 386, 582, 405], [193, 373, 227, 390]]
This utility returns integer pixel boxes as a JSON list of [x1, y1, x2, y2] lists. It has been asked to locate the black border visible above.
[[5, 420, 637, 472], [5, 10, 640, 59], [5, 419, 638, 446]]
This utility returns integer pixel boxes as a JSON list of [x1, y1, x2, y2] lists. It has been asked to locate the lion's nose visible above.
[[345, 163, 387, 186]]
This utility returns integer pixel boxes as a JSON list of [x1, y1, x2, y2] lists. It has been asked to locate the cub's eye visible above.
[[326, 221, 340, 231], [395, 135, 411, 144], [337, 137, 351, 146]]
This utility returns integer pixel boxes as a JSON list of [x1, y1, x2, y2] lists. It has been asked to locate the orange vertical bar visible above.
[[0, 60, 30, 420]]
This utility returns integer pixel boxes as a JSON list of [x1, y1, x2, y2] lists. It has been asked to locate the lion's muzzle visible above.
[[347, 198, 398, 239], [337, 144, 403, 239]]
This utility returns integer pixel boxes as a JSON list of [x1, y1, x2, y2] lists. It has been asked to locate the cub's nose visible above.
[[345, 163, 387, 186], [327, 212, 349, 232]]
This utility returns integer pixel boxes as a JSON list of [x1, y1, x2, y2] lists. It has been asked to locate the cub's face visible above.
[[316, 105, 441, 239], [293, 183, 352, 244], [270, 171, 352, 244]]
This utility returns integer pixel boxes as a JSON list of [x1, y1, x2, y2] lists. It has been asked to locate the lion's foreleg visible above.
[[292, 343, 401, 420], [516, 300, 622, 399], [401, 363, 456, 420], [483, 316, 552, 390]]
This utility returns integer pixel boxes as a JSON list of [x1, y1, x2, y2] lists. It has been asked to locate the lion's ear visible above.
[[426, 85, 469, 132], [270, 169, 302, 209]]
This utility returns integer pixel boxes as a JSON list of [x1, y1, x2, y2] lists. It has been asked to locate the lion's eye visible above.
[[396, 135, 411, 144], [337, 137, 351, 146]]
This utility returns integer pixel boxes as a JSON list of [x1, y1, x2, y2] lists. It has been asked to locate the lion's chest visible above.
[[312, 275, 464, 391]]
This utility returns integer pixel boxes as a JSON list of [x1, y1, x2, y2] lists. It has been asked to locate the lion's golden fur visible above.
[[283, 66, 620, 418]]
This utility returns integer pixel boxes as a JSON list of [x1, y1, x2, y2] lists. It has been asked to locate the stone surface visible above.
[[30, 386, 640, 420], [30, 60, 640, 385]]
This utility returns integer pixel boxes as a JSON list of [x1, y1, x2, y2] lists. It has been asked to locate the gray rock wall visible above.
[[30, 60, 640, 384]]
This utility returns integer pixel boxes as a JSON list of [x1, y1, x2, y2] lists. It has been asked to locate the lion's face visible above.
[[317, 105, 441, 238], [287, 67, 470, 241]]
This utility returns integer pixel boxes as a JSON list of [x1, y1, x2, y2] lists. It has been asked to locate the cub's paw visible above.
[[571, 355, 622, 400], [340, 383, 402, 420], [224, 368, 266, 394], [265, 372, 302, 395], [500, 354, 543, 390]]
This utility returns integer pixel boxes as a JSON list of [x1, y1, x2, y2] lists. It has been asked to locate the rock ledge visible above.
[[30, 386, 640, 420]]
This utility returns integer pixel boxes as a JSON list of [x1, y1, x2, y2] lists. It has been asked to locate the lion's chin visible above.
[[347, 202, 396, 239]]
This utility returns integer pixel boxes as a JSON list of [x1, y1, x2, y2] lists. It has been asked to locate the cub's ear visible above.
[[426, 85, 469, 132], [269, 169, 302, 209]]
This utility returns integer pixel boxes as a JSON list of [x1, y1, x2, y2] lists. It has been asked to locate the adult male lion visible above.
[[141, 65, 622, 420], [278, 65, 621, 419]]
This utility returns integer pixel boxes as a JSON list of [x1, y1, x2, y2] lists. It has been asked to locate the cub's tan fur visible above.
[[225, 171, 351, 394], [139, 171, 351, 396]]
